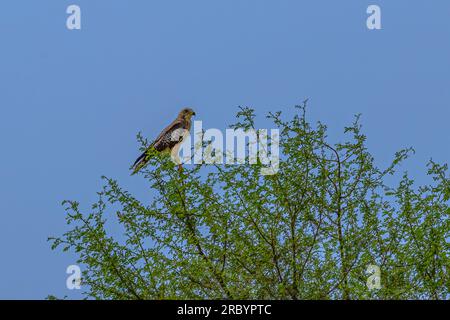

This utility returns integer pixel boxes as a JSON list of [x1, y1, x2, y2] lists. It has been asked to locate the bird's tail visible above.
[[131, 151, 148, 175]]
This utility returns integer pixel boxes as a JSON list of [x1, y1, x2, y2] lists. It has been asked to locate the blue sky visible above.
[[0, 0, 449, 299]]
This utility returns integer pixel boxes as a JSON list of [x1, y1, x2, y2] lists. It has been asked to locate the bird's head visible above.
[[178, 107, 196, 120]]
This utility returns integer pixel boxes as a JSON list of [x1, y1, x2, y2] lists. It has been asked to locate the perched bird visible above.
[[131, 108, 196, 174]]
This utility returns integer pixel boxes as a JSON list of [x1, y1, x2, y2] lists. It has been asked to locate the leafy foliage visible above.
[[49, 105, 450, 299]]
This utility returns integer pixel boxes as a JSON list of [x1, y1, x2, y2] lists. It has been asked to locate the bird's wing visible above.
[[131, 119, 186, 172], [152, 119, 186, 151]]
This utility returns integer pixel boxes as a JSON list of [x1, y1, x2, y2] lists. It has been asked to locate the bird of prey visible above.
[[131, 108, 196, 174]]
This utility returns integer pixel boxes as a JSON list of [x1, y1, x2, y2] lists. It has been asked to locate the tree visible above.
[[49, 104, 450, 299]]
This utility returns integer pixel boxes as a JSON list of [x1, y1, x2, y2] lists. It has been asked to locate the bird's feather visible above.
[[131, 117, 191, 174]]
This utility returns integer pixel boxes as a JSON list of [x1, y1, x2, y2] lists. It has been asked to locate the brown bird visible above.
[[131, 108, 196, 174]]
